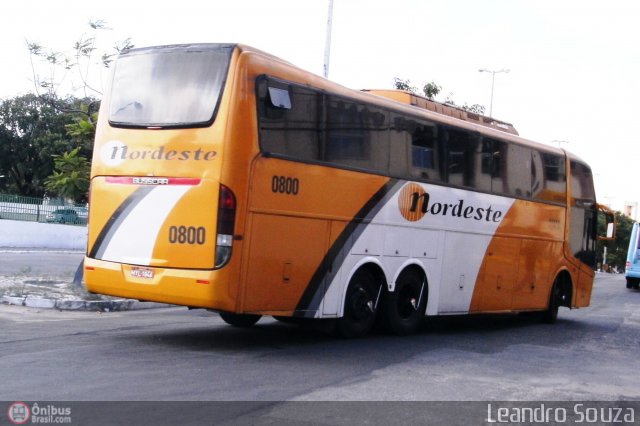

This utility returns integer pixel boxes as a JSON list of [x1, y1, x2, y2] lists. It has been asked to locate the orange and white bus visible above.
[[85, 43, 614, 337]]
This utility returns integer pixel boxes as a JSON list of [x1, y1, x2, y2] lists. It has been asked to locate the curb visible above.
[[1, 295, 174, 311]]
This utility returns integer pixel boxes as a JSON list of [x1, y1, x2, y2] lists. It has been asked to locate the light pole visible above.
[[478, 68, 510, 117], [323, 0, 334, 79]]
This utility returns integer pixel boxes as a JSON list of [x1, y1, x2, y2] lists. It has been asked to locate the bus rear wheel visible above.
[[219, 312, 262, 327], [381, 268, 427, 335], [337, 268, 379, 338]]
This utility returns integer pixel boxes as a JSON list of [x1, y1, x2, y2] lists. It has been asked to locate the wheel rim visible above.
[[396, 273, 425, 320], [347, 284, 374, 321], [553, 283, 563, 306], [397, 284, 419, 319]]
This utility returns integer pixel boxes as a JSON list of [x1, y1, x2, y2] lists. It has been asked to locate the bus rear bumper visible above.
[[83, 257, 234, 310]]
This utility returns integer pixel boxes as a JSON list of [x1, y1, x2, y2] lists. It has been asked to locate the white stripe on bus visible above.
[[100, 186, 191, 265]]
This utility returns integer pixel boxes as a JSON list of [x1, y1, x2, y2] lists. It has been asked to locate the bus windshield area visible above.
[[108, 44, 233, 128]]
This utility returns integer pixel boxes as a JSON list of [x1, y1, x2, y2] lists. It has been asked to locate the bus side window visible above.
[[445, 127, 477, 188], [476, 137, 496, 193], [325, 97, 389, 174], [389, 115, 440, 182], [531, 151, 566, 204], [505, 144, 532, 198], [411, 121, 439, 181], [389, 114, 411, 178], [268, 87, 291, 109], [257, 78, 322, 162]]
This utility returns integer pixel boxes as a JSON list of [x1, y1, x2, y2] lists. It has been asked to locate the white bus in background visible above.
[[625, 222, 640, 289]]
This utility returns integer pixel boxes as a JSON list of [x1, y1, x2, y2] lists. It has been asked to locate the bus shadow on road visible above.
[[118, 309, 600, 356], [124, 319, 336, 352]]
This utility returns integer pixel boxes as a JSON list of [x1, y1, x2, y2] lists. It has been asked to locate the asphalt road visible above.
[[1, 272, 639, 406]]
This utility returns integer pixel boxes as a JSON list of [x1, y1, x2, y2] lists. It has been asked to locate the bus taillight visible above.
[[215, 184, 236, 269]]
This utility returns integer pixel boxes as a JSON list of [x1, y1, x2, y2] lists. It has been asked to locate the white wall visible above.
[[0, 219, 87, 250]]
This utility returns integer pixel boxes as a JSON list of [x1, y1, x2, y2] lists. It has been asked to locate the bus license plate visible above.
[[130, 267, 154, 279]]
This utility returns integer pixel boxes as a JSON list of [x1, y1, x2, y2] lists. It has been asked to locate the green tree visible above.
[[461, 103, 486, 115], [26, 19, 132, 125], [393, 77, 485, 114], [64, 102, 99, 157], [393, 77, 418, 94], [597, 211, 635, 271], [422, 81, 441, 100], [44, 147, 90, 203], [0, 94, 80, 197], [15, 19, 132, 198]]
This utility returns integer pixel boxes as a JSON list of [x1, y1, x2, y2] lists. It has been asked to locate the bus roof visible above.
[[362, 89, 519, 136]]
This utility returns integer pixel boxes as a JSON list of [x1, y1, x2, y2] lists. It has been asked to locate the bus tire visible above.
[[337, 268, 379, 338], [542, 279, 561, 324], [219, 312, 261, 327], [382, 268, 427, 335]]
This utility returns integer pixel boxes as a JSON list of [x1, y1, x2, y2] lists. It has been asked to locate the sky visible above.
[[1, 0, 639, 212]]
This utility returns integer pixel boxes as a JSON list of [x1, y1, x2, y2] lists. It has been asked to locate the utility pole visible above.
[[323, 0, 334, 78], [552, 140, 570, 149], [478, 68, 510, 117]]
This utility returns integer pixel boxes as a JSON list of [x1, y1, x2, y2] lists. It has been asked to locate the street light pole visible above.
[[478, 68, 510, 117], [323, 0, 334, 79]]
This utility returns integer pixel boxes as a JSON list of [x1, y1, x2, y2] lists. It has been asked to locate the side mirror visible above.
[[598, 204, 616, 240]]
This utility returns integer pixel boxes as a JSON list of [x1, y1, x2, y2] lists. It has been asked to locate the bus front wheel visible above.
[[337, 268, 379, 338], [219, 312, 262, 327], [542, 279, 562, 324]]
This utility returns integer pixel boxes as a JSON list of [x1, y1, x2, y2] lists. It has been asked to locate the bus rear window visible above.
[[108, 44, 233, 128]]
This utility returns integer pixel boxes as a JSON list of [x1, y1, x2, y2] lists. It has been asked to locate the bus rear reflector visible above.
[[215, 184, 236, 269], [105, 177, 201, 186]]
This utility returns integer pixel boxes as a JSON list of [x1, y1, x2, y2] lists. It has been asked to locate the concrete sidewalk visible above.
[[0, 278, 171, 312], [0, 250, 172, 311]]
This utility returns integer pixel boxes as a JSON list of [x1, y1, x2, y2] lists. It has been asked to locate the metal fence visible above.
[[0, 193, 88, 225]]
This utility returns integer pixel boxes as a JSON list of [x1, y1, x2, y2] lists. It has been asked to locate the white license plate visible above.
[[130, 267, 154, 279]]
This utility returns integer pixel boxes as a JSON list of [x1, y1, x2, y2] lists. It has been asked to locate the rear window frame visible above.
[[108, 43, 235, 130]]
